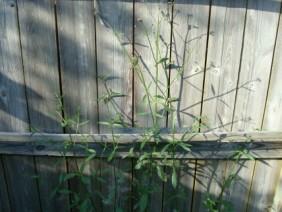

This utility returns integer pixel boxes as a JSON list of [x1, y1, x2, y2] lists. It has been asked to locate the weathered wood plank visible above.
[[169, 0, 209, 128], [192, 160, 226, 211], [272, 166, 282, 212], [17, 0, 70, 211], [17, 0, 61, 132], [0, 0, 28, 132], [2, 155, 41, 212], [0, 0, 41, 211], [1, 132, 282, 159], [134, 0, 172, 127], [163, 160, 195, 212], [221, 160, 255, 211], [202, 0, 247, 132], [67, 157, 102, 211], [254, 10, 282, 211], [232, 0, 281, 132], [264, 7, 282, 132], [96, 0, 133, 132], [0, 157, 11, 212], [95, 0, 133, 210], [1, 131, 282, 143], [247, 160, 282, 212], [57, 0, 98, 133]]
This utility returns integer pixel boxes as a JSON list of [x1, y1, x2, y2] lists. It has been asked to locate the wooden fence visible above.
[[0, 0, 282, 211]]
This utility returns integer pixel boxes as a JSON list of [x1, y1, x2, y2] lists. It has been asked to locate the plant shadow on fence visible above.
[[1, 0, 282, 211]]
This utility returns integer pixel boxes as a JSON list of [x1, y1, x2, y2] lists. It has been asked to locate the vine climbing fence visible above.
[[0, 0, 282, 211]]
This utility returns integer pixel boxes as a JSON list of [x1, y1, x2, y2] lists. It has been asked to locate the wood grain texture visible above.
[[222, 160, 255, 211], [95, 0, 133, 210], [67, 157, 102, 211], [264, 11, 282, 131], [96, 0, 133, 133], [260, 13, 282, 210], [169, 0, 209, 128], [272, 166, 282, 212], [57, 0, 98, 133], [202, 0, 247, 132], [0, 0, 28, 132], [247, 160, 282, 212], [17, 0, 61, 132], [0, 1, 41, 211], [0, 157, 11, 212], [134, 0, 172, 127], [233, 0, 281, 132], [163, 160, 195, 212], [17, 1, 70, 211], [192, 160, 226, 211], [2, 155, 41, 212]]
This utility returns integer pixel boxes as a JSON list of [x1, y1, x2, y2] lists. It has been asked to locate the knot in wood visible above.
[[35, 145, 45, 151]]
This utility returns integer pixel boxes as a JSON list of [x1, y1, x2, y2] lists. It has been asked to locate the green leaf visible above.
[[81, 176, 90, 185], [79, 163, 86, 174], [154, 95, 165, 99], [243, 152, 254, 160], [59, 188, 72, 195], [85, 153, 96, 162], [98, 122, 111, 126], [156, 166, 167, 182], [156, 57, 169, 65], [169, 97, 180, 102], [50, 186, 59, 199], [172, 169, 177, 189], [64, 173, 78, 181], [108, 150, 115, 161], [179, 143, 191, 152], [139, 193, 148, 211]]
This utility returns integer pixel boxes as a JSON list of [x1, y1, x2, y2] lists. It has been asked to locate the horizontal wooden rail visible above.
[[0, 132, 282, 159]]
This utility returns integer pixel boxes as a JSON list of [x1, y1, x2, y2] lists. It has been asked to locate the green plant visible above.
[[29, 1, 257, 211]]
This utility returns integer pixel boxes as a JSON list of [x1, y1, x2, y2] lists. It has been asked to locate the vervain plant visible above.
[[29, 1, 255, 211]]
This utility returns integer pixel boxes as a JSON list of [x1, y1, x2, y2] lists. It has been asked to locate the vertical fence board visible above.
[[272, 167, 282, 212], [247, 160, 282, 212], [17, 0, 70, 211], [134, 0, 172, 128], [134, 1, 172, 211], [57, 0, 98, 133], [0, 158, 11, 212], [163, 160, 195, 212], [68, 157, 102, 211], [202, 0, 247, 132], [169, 0, 209, 128], [233, 0, 281, 132], [192, 160, 226, 211], [95, 0, 133, 210], [222, 160, 255, 211], [57, 1, 99, 210], [261, 10, 282, 211], [0, 0, 40, 211], [231, 0, 281, 211]]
